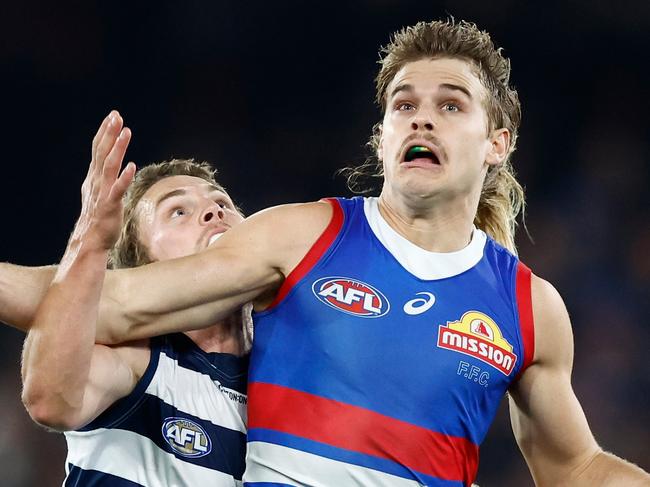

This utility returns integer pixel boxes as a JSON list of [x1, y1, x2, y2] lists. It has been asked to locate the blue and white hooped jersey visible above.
[[63, 333, 248, 486], [245, 197, 534, 487]]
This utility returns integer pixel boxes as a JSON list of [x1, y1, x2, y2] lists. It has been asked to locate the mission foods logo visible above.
[[437, 311, 517, 376], [162, 417, 212, 458], [312, 277, 390, 318]]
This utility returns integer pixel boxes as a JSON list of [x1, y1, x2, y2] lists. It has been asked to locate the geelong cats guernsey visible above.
[[245, 197, 534, 487], [64, 333, 248, 486]]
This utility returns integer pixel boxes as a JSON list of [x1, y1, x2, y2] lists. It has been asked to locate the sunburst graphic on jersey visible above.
[[437, 311, 518, 376]]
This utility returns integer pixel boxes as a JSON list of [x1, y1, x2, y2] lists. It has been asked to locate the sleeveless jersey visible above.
[[63, 333, 249, 486], [245, 197, 534, 487]]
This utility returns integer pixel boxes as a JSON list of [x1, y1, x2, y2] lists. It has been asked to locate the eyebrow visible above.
[[389, 83, 414, 100], [155, 184, 225, 208], [439, 83, 473, 99], [156, 188, 187, 208], [388, 82, 473, 100]]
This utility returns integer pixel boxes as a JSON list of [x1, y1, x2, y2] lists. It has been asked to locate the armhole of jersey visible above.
[[515, 262, 535, 378], [266, 198, 345, 310], [78, 338, 161, 431]]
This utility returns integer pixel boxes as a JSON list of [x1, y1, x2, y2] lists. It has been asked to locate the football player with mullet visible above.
[[3, 20, 649, 487], [9, 113, 251, 485]]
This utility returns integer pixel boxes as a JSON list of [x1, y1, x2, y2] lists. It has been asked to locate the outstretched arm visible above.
[[509, 275, 649, 486], [22, 112, 141, 431], [0, 263, 56, 331], [95, 199, 334, 344]]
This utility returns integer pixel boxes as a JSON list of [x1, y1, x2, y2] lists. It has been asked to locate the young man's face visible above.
[[135, 175, 244, 261], [379, 57, 508, 207]]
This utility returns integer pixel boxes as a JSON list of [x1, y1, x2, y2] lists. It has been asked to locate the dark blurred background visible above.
[[1, 0, 648, 485]]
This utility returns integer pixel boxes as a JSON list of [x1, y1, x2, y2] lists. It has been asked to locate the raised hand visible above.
[[72, 110, 136, 252]]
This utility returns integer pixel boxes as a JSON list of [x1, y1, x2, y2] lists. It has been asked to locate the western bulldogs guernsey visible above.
[[245, 197, 534, 487], [63, 333, 248, 486]]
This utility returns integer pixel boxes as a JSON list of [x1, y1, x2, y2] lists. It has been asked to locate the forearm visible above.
[[21, 246, 108, 429], [0, 263, 57, 331], [565, 450, 650, 487], [95, 248, 273, 344]]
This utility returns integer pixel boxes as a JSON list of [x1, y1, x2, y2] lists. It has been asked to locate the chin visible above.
[[400, 177, 445, 197]]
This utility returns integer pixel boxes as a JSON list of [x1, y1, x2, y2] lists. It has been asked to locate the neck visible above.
[[377, 188, 479, 252], [184, 308, 251, 356]]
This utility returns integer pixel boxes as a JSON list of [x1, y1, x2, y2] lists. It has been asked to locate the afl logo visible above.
[[162, 417, 212, 458], [312, 276, 390, 318]]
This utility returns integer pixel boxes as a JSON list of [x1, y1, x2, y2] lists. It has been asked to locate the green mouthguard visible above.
[[406, 146, 431, 159]]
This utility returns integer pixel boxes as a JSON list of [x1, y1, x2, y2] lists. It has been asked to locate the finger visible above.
[[108, 161, 136, 202], [89, 111, 122, 197], [86, 112, 113, 182], [95, 112, 124, 175], [91, 111, 114, 162], [102, 127, 131, 187]]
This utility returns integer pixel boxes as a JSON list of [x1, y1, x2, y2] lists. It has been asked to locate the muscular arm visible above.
[[509, 275, 649, 486], [22, 111, 143, 431], [21, 249, 141, 431], [0, 263, 56, 331], [96, 201, 334, 344]]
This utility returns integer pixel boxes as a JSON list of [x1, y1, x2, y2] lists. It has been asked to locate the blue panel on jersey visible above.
[[251, 196, 525, 454], [248, 428, 462, 487], [166, 333, 249, 395], [65, 464, 144, 486]]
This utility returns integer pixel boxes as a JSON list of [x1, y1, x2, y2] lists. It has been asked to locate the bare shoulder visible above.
[[242, 200, 335, 269], [530, 274, 573, 368], [247, 200, 334, 238]]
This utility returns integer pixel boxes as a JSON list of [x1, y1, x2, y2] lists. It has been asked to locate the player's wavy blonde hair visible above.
[[108, 159, 226, 269], [343, 19, 525, 253]]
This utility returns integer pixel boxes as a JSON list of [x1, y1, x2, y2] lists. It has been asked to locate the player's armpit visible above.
[[0, 264, 57, 331], [509, 275, 650, 486], [95, 200, 334, 344]]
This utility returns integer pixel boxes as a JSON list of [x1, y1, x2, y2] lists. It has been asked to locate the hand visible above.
[[72, 110, 136, 251]]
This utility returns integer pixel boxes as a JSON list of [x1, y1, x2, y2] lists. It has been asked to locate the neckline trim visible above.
[[363, 197, 486, 280]]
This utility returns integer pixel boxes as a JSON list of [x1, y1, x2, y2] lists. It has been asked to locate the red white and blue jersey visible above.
[[245, 197, 534, 487], [64, 333, 248, 486]]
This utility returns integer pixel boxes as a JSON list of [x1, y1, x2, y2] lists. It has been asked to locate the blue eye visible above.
[[442, 103, 459, 112], [171, 208, 186, 218]]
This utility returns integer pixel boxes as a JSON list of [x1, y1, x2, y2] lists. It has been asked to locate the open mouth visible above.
[[404, 145, 440, 165]]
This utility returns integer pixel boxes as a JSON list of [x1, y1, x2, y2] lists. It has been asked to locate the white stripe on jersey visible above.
[[147, 352, 247, 432], [244, 441, 424, 487], [65, 428, 242, 487]]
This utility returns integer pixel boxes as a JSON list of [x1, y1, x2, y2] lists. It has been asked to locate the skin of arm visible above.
[[509, 275, 650, 486], [0, 264, 56, 331], [21, 112, 144, 431], [21, 249, 143, 430], [95, 200, 334, 344]]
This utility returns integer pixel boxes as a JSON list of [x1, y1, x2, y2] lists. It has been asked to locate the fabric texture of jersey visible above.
[[245, 196, 534, 487], [64, 333, 249, 487]]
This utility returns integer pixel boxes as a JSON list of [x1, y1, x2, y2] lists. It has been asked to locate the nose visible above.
[[201, 203, 225, 224], [411, 110, 435, 131]]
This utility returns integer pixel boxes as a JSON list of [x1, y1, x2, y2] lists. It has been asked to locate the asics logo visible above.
[[403, 292, 436, 315]]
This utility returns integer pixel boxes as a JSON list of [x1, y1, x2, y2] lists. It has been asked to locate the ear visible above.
[[486, 128, 510, 166], [376, 124, 384, 161]]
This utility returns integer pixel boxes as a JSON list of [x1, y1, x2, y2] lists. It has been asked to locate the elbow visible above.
[[21, 383, 80, 431]]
